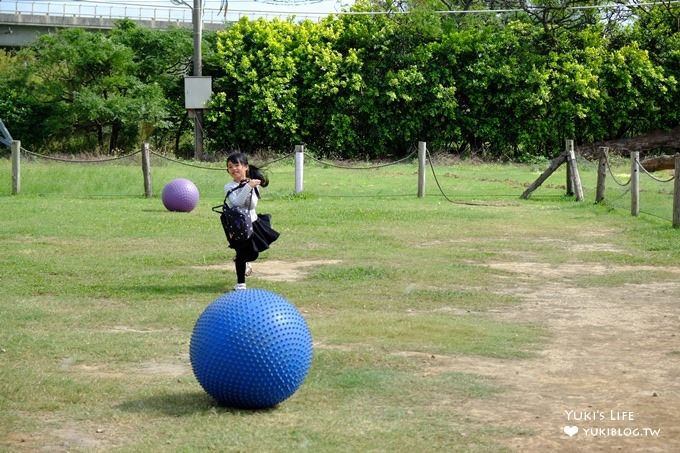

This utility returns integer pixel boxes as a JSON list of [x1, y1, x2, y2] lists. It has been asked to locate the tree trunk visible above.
[[640, 155, 676, 172], [97, 125, 104, 150], [109, 121, 121, 154], [578, 125, 680, 158]]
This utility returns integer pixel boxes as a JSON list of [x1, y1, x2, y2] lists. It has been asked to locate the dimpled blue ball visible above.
[[190, 289, 313, 409]]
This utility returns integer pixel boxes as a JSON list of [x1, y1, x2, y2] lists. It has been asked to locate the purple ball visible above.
[[162, 178, 200, 212]]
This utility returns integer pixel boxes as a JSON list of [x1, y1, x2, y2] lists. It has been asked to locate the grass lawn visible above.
[[1, 153, 678, 451]]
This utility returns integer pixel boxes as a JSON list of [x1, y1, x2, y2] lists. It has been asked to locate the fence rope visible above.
[[260, 152, 296, 168], [151, 150, 298, 170], [425, 148, 505, 206], [604, 185, 631, 205], [603, 153, 632, 187], [636, 158, 676, 183], [302, 149, 417, 169], [599, 154, 676, 223], [149, 150, 225, 170], [11, 143, 528, 204], [22, 147, 142, 162]]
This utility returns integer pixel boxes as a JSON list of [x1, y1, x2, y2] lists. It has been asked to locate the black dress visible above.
[[223, 182, 279, 255], [247, 213, 279, 253]]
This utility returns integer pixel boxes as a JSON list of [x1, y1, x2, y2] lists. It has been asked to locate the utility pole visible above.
[[192, 0, 203, 160], [172, 0, 204, 160]]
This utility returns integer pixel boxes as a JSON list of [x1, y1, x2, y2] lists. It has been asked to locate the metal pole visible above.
[[295, 145, 304, 193], [417, 141, 426, 198], [192, 0, 203, 160]]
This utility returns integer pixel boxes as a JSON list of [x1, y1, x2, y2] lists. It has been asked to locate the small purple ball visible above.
[[162, 178, 200, 212]]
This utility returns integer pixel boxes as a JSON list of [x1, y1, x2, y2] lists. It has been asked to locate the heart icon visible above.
[[564, 425, 578, 437]]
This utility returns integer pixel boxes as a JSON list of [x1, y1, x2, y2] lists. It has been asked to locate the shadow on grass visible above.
[[130, 284, 230, 296], [116, 391, 277, 416], [90, 283, 230, 298]]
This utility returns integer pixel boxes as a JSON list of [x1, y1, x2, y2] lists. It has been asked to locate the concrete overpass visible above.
[[0, 1, 230, 48]]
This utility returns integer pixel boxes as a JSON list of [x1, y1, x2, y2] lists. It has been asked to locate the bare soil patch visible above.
[[193, 259, 342, 282], [196, 257, 679, 450], [14, 259, 675, 451], [451, 261, 680, 451]]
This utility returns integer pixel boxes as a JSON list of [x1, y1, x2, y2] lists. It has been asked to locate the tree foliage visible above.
[[1, 2, 679, 160], [2, 22, 191, 154]]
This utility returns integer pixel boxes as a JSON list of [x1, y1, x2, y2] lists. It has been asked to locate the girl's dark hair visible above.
[[227, 152, 269, 187]]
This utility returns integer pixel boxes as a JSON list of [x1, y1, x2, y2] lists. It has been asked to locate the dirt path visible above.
[[198, 258, 680, 450], [452, 261, 680, 451], [193, 259, 342, 282]]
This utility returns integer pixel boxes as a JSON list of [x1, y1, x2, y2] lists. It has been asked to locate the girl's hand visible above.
[[247, 179, 261, 188]]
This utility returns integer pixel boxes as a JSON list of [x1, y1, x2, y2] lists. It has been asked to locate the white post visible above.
[[417, 141, 426, 198], [631, 151, 640, 217], [295, 145, 304, 193], [11, 140, 20, 195]]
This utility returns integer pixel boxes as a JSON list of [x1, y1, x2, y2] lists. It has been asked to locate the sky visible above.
[[0, 0, 356, 23]]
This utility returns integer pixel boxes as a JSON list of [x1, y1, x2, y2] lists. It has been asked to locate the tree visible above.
[[0, 51, 26, 150], [288, 17, 364, 155], [110, 20, 194, 156], [207, 17, 301, 153], [18, 28, 169, 153], [630, 1, 680, 127], [328, 8, 449, 157]]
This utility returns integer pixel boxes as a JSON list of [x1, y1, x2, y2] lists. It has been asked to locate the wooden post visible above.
[[673, 154, 680, 228], [141, 142, 152, 198], [417, 141, 426, 198], [596, 146, 608, 203], [566, 140, 573, 197], [520, 151, 568, 199], [11, 140, 20, 195], [630, 151, 640, 216], [565, 140, 584, 201], [295, 145, 304, 194]]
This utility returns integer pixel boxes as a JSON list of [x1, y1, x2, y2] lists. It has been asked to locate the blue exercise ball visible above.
[[162, 178, 199, 212], [190, 289, 313, 409]]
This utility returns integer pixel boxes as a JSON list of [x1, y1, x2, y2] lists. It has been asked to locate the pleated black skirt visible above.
[[251, 214, 280, 252], [230, 213, 279, 253]]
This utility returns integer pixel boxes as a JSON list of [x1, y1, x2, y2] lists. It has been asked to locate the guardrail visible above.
[[1, 1, 236, 24], [0, 0, 335, 24]]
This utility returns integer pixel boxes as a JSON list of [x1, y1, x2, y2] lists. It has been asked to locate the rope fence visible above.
[[596, 147, 680, 226], [6, 138, 680, 227], [9, 140, 504, 204], [20, 147, 142, 163]]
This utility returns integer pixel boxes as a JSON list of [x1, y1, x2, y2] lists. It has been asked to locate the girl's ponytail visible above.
[[249, 165, 269, 187]]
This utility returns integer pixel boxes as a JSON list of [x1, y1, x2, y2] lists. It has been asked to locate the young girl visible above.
[[224, 152, 280, 290]]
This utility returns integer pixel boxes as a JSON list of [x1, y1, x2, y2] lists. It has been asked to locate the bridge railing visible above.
[[0, 0, 234, 25]]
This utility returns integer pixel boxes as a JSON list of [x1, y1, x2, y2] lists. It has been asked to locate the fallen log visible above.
[[639, 155, 677, 172], [577, 125, 680, 159]]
